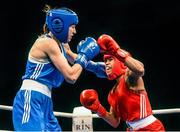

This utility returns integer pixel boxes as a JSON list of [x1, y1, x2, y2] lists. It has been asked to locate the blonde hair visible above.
[[42, 4, 52, 33], [43, 4, 51, 14]]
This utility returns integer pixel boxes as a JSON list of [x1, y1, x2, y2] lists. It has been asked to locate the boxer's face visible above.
[[104, 57, 115, 76], [67, 25, 76, 42]]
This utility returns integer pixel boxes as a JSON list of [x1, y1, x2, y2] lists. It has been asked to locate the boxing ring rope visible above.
[[0, 105, 73, 118], [1, 104, 180, 117], [1, 104, 180, 131]]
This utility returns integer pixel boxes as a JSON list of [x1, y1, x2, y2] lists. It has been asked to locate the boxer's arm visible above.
[[42, 38, 82, 84], [102, 106, 120, 128], [124, 57, 145, 90], [125, 57, 144, 78], [80, 89, 120, 128], [85, 61, 107, 78], [63, 43, 78, 64]]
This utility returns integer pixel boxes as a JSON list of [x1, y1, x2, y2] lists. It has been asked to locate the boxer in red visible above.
[[80, 34, 165, 131]]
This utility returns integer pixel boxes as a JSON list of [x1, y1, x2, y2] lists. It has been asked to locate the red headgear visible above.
[[103, 54, 127, 80]]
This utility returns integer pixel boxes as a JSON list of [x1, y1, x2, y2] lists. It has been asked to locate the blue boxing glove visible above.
[[86, 61, 107, 78], [75, 37, 100, 68]]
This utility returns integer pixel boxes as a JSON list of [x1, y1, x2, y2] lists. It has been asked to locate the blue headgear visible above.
[[46, 7, 78, 43]]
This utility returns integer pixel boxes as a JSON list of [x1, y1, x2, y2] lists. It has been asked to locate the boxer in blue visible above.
[[12, 5, 100, 131]]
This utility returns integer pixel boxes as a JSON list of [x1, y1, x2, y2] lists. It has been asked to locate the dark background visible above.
[[0, 0, 180, 131]]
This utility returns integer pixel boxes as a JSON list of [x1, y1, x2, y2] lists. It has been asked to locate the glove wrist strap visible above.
[[75, 54, 88, 68], [97, 104, 107, 117], [116, 49, 131, 62]]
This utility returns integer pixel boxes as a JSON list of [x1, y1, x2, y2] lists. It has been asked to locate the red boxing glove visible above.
[[80, 89, 106, 117], [97, 34, 130, 62]]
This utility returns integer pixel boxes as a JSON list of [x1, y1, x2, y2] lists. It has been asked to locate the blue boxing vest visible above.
[[22, 39, 67, 90]]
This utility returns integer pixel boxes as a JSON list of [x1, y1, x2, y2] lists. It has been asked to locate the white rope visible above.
[[153, 108, 180, 114], [0, 105, 73, 118], [0, 105, 12, 111], [1, 105, 180, 118], [91, 108, 180, 118], [53, 111, 73, 118]]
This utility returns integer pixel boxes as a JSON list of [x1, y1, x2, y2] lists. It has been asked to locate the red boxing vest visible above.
[[108, 75, 153, 121]]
